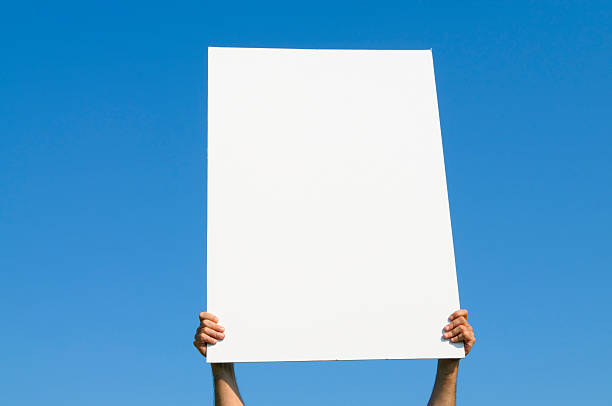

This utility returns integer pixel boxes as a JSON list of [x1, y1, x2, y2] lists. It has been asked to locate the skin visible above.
[[194, 309, 475, 406], [428, 309, 475, 406]]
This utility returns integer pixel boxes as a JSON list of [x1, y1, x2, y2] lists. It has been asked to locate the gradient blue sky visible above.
[[1, 1, 610, 405]]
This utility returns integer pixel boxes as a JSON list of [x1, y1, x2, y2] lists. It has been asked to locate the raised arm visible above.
[[194, 312, 244, 406], [427, 309, 476, 406]]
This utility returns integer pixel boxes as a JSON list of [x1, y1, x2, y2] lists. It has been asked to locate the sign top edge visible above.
[[208, 46, 432, 52]]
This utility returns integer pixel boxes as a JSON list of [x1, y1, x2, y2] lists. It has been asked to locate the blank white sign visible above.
[[207, 47, 464, 362]]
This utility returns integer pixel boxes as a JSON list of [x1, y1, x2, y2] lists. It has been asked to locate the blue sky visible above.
[[1, 1, 610, 405]]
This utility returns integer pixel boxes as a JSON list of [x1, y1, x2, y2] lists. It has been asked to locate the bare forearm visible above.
[[211, 363, 244, 406], [427, 359, 459, 406]]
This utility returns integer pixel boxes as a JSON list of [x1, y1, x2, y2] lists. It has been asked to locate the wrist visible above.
[[211, 362, 235, 377], [436, 359, 459, 376]]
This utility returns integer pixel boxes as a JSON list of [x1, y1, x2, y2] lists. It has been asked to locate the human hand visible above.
[[442, 309, 475, 356], [193, 312, 226, 357]]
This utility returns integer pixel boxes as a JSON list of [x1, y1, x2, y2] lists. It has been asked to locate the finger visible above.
[[448, 309, 468, 321], [202, 319, 225, 333], [199, 312, 219, 323], [443, 325, 466, 339], [194, 325, 224, 342], [444, 316, 467, 331], [196, 333, 218, 345], [450, 333, 464, 343], [203, 326, 225, 340]]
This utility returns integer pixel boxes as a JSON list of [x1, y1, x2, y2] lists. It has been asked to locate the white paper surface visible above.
[[207, 47, 464, 362]]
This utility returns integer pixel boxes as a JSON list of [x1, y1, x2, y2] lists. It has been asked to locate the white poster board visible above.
[[207, 47, 464, 362]]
